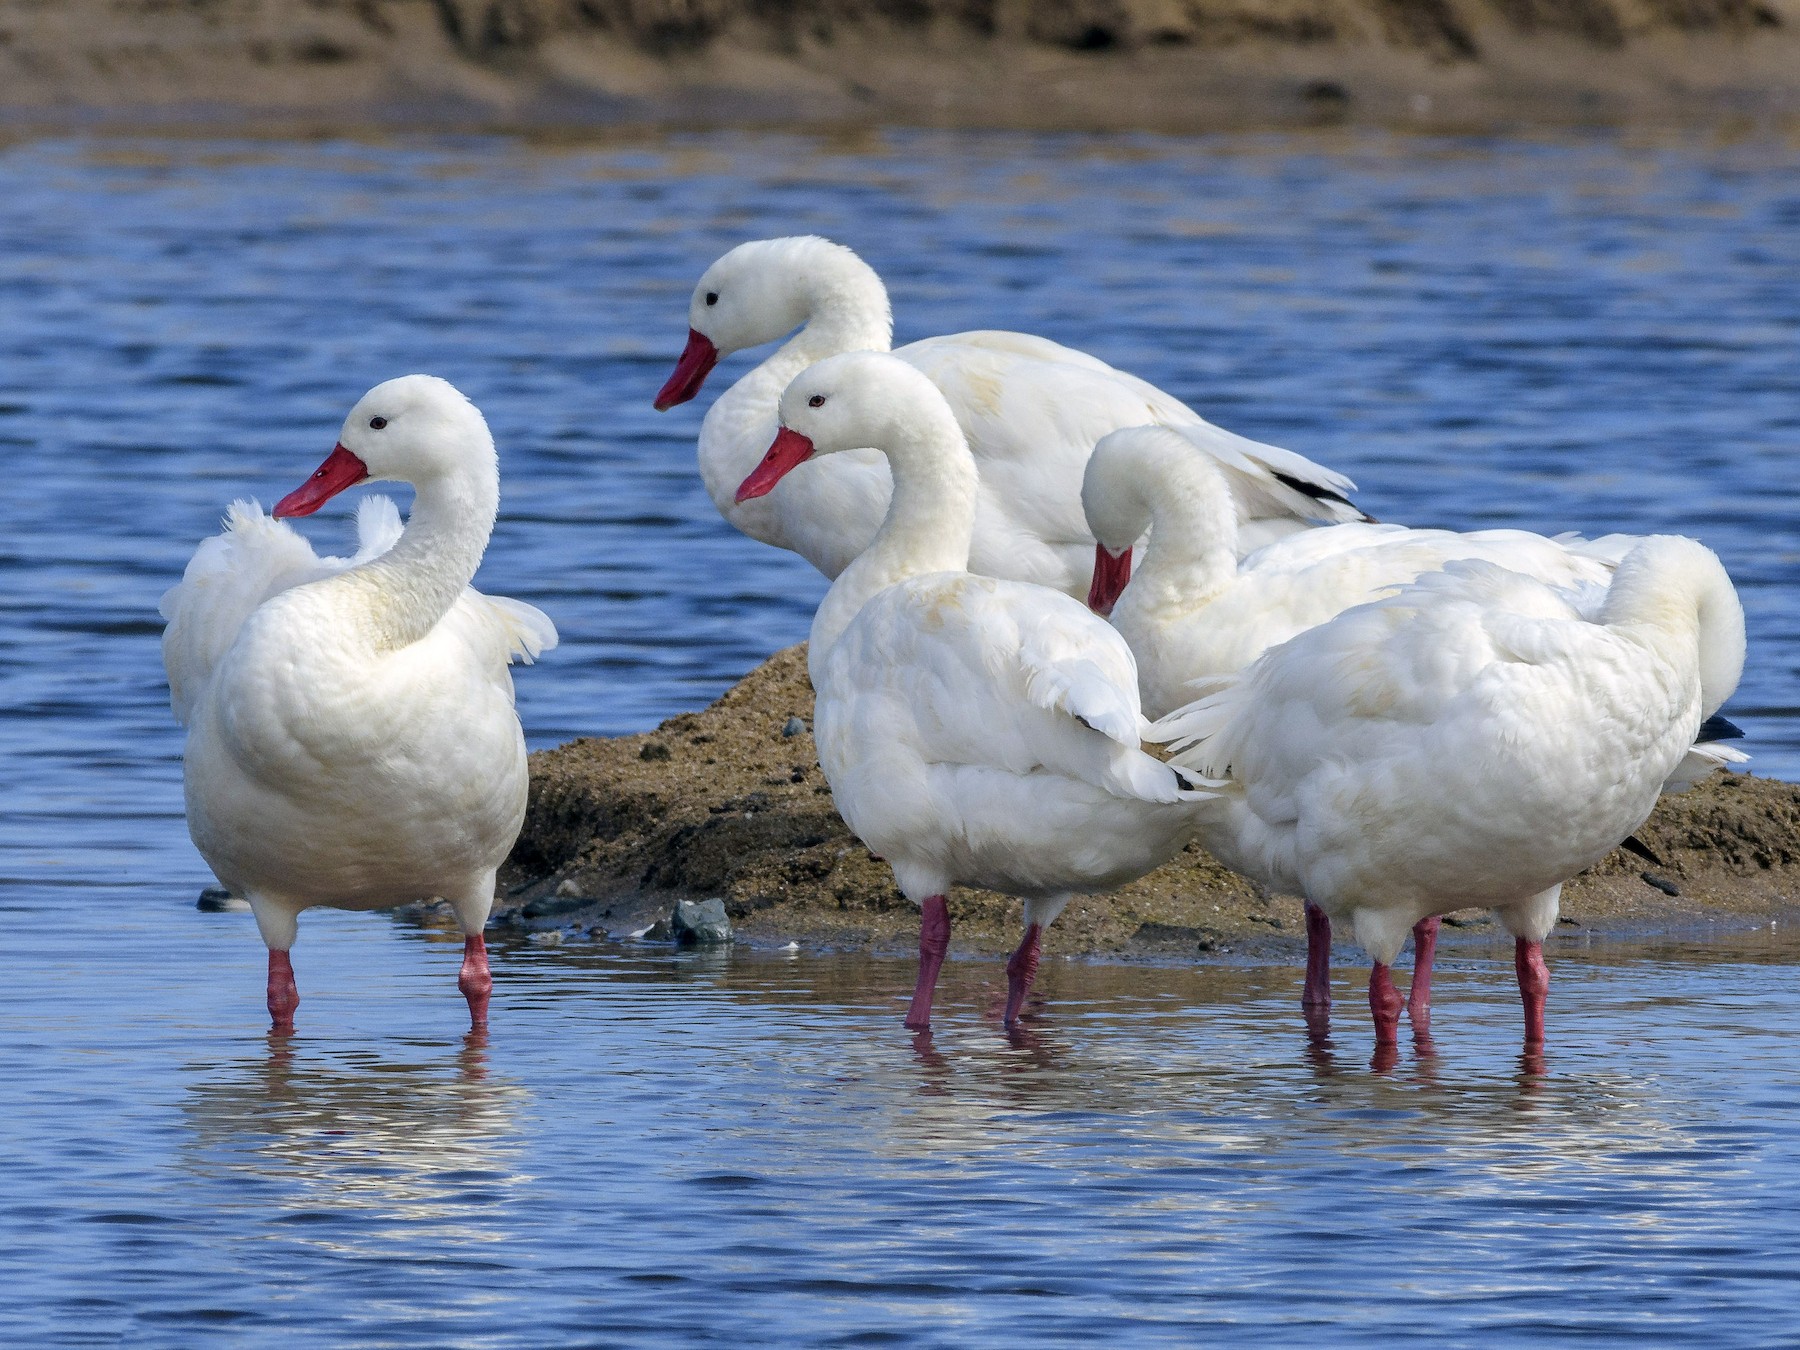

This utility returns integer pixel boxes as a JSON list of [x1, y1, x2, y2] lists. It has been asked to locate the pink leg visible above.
[[904, 896, 951, 1030], [1407, 916, 1440, 1019], [459, 934, 493, 1030], [267, 950, 299, 1034], [1515, 937, 1549, 1048], [1302, 901, 1332, 1010], [1368, 962, 1402, 1047], [1004, 923, 1044, 1027]]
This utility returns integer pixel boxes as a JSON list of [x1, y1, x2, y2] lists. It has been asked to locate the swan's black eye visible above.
[[369, 416, 388, 430], [808, 395, 826, 408], [705, 291, 719, 306]]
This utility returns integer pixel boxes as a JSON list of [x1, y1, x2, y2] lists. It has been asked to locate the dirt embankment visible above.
[[2, 0, 1797, 131], [499, 642, 1800, 960]]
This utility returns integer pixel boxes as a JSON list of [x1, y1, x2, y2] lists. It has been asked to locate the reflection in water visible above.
[[181, 1033, 528, 1240], [640, 943, 1713, 1186]]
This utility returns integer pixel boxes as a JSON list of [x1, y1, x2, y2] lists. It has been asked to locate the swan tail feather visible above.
[[1143, 677, 1244, 780], [464, 593, 560, 666], [1662, 741, 1750, 795], [160, 500, 324, 724]]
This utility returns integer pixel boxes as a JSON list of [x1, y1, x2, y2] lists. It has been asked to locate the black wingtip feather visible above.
[[1697, 714, 1746, 743], [1270, 470, 1375, 522]]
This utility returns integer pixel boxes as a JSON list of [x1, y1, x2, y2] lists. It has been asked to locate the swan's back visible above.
[[897, 330, 1364, 546], [1169, 560, 1662, 783]]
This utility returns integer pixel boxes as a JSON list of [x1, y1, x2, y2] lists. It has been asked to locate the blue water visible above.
[[1, 127, 1797, 1343]]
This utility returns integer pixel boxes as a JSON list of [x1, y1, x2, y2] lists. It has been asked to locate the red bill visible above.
[[735, 427, 815, 503], [273, 444, 370, 518]]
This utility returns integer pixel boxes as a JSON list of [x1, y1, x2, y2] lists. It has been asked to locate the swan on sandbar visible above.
[[736, 350, 1219, 1030]]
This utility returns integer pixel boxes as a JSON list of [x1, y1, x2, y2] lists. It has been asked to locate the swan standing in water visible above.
[[735, 351, 1217, 1030], [657, 235, 1367, 592], [1151, 540, 1746, 1053], [161, 376, 556, 1033], [1085, 423, 1747, 1019]]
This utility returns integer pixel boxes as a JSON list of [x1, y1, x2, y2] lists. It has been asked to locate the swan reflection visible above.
[[180, 1033, 528, 1240]]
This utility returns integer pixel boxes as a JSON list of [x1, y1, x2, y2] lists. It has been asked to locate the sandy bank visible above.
[[2, 0, 1797, 132], [497, 643, 1800, 961]]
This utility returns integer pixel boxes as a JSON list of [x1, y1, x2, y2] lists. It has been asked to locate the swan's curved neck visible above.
[[353, 469, 497, 649], [810, 407, 977, 664], [1116, 450, 1239, 621], [792, 245, 894, 357], [1601, 536, 1745, 716], [757, 265, 894, 391]]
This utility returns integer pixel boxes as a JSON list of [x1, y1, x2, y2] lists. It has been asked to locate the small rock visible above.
[[555, 878, 581, 898], [196, 886, 250, 913], [528, 929, 565, 946], [639, 741, 672, 761], [1641, 872, 1682, 897], [672, 898, 733, 945], [782, 717, 807, 738], [641, 919, 671, 940]]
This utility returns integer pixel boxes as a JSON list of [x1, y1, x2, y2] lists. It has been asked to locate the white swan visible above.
[[1151, 539, 1746, 1054], [161, 375, 556, 1033], [656, 235, 1367, 592], [735, 351, 1217, 1029], [1085, 423, 1747, 1018]]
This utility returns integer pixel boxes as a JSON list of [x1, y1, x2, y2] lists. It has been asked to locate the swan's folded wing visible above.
[[1015, 599, 1145, 747], [1012, 595, 1217, 802], [909, 329, 1122, 373], [1163, 421, 1363, 525], [347, 495, 406, 562]]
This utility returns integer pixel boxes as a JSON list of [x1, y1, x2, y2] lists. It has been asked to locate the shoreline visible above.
[[492, 643, 1800, 963], [3, 2, 1798, 137]]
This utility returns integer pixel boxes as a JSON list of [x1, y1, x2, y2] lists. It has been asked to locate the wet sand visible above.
[[497, 642, 1800, 960], [2, 0, 1797, 132]]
